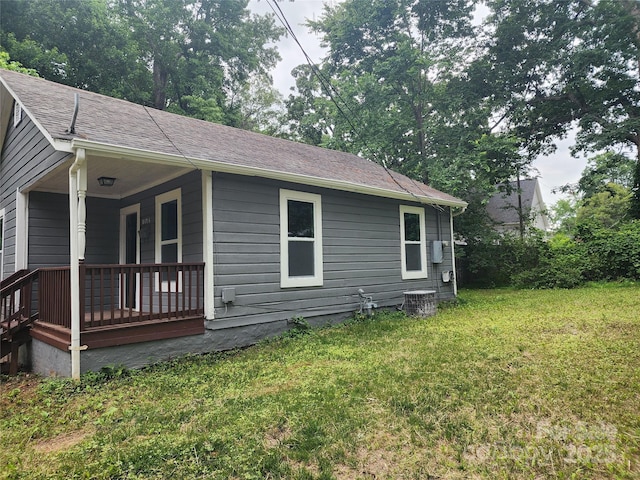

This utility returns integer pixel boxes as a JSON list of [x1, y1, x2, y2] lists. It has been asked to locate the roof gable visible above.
[[0, 69, 465, 208], [486, 178, 549, 228]]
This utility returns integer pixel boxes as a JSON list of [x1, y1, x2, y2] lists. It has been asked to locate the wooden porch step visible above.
[[1, 315, 33, 339], [0, 326, 32, 375]]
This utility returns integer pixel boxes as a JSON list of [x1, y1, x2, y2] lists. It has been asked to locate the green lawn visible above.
[[1, 285, 639, 479]]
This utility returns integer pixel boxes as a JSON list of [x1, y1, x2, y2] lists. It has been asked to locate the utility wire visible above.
[[264, 0, 439, 208], [143, 105, 201, 171], [265, 0, 362, 140]]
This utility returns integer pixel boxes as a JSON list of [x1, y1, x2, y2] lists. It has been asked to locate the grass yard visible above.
[[1, 285, 639, 479]]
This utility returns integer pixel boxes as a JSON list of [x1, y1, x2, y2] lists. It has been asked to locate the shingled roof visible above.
[[0, 69, 466, 208], [486, 178, 549, 230]]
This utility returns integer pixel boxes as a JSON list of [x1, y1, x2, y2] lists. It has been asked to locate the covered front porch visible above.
[[2, 139, 214, 377]]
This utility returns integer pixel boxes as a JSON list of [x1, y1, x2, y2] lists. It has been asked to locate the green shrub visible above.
[[461, 231, 547, 288], [580, 220, 640, 281], [512, 238, 589, 289], [462, 221, 640, 289]]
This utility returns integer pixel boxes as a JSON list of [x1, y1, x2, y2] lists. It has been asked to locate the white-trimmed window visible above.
[[155, 188, 182, 291], [280, 189, 323, 288], [400, 205, 428, 279]]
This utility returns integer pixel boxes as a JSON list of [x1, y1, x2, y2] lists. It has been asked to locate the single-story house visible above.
[[486, 178, 550, 234], [0, 69, 466, 378]]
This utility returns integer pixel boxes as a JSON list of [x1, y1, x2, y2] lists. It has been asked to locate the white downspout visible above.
[[202, 170, 215, 320], [450, 207, 459, 297], [69, 148, 88, 380]]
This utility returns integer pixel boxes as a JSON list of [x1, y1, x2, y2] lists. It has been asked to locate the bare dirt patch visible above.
[[264, 424, 292, 448], [33, 429, 92, 454]]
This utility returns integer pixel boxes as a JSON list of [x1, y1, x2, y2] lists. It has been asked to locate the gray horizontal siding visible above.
[[211, 174, 456, 328], [122, 170, 202, 264], [25, 171, 203, 270], [28, 192, 119, 268], [0, 107, 70, 278]]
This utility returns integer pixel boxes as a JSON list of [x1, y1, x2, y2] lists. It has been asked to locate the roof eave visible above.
[[0, 77, 75, 154], [71, 138, 467, 208]]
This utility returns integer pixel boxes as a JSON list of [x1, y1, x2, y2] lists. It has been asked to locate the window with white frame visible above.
[[400, 205, 428, 279], [155, 189, 182, 290], [280, 189, 323, 288]]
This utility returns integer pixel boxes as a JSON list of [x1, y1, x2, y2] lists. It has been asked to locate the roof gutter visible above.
[[70, 139, 468, 209], [452, 204, 468, 217]]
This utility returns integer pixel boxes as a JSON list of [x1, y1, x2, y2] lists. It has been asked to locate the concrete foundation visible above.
[[29, 311, 353, 377]]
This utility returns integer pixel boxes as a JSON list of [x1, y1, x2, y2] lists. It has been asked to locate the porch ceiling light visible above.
[[97, 176, 116, 187]]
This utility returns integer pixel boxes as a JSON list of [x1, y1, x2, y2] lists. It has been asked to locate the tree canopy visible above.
[[283, 0, 640, 232], [0, 0, 284, 127], [284, 0, 531, 238], [2, 0, 639, 227], [484, 0, 640, 214]]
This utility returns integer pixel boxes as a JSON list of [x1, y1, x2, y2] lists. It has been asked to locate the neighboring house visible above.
[[0, 70, 466, 377], [486, 178, 550, 234]]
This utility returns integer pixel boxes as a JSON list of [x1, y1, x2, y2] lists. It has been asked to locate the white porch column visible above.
[[202, 170, 215, 320], [69, 148, 87, 380], [77, 161, 87, 262]]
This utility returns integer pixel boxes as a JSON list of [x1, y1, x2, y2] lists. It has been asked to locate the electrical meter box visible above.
[[431, 240, 444, 264]]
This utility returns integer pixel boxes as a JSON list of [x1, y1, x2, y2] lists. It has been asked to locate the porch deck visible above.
[[2, 263, 205, 371]]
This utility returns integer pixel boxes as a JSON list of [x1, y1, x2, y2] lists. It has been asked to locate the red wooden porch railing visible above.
[[38, 263, 205, 331], [1, 269, 39, 374], [1, 269, 38, 329]]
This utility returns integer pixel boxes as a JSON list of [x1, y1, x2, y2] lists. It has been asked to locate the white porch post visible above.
[[202, 170, 215, 320], [69, 148, 87, 380]]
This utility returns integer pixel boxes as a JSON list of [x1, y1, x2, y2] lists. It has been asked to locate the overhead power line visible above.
[[264, 0, 436, 207]]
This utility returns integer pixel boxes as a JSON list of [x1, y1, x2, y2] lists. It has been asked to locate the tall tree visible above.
[[285, 0, 527, 239], [116, 0, 284, 120], [485, 0, 640, 215], [0, 0, 150, 103], [0, 0, 284, 124], [227, 72, 285, 135]]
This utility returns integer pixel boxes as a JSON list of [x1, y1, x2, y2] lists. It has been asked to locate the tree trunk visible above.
[[631, 138, 640, 219], [152, 58, 168, 110], [517, 173, 525, 240]]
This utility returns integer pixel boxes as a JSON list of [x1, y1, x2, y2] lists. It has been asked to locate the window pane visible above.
[[288, 200, 314, 238], [161, 243, 178, 264], [161, 200, 178, 241], [0, 218, 3, 250], [405, 244, 422, 271], [288, 241, 314, 276], [404, 213, 420, 242]]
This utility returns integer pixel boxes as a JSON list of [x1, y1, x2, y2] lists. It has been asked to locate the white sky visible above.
[[248, 0, 589, 207]]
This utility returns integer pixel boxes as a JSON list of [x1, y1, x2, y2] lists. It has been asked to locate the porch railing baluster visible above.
[[30, 263, 203, 334], [99, 268, 105, 326]]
